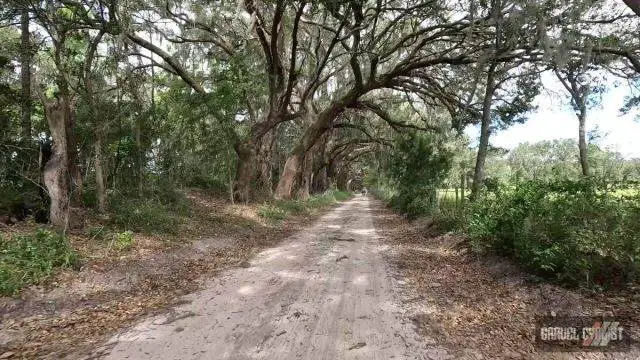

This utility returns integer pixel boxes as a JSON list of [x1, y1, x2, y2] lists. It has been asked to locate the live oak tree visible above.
[[89, 0, 491, 200], [466, 0, 639, 196], [553, 61, 605, 177], [458, 0, 547, 199], [542, 0, 638, 178], [270, 0, 483, 199], [25, 0, 86, 229]]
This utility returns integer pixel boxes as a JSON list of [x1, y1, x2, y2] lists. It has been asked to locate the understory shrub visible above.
[[466, 179, 640, 287], [433, 194, 466, 232], [113, 230, 135, 251], [387, 132, 452, 218], [108, 189, 190, 234], [0, 229, 79, 295], [371, 182, 397, 204], [257, 204, 287, 221]]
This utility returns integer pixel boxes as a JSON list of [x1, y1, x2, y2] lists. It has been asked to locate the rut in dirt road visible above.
[[99, 196, 438, 360]]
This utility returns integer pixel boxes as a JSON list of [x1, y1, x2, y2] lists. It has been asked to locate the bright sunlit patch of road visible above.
[[238, 285, 254, 295], [352, 274, 369, 286], [349, 228, 376, 236]]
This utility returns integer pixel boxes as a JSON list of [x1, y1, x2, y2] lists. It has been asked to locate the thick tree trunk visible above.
[[43, 101, 71, 230], [313, 166, 329, 193], [227, 146, 235, 204], [471, 66, 497, 200], [258, 156, 272, 196], [234, 112, 289, 202], [336, 169, 349, 191], [61, 91, 82, 204], [20, 9, 31, 139], [309, 172, 315, 194], [274, 87, 361, 199], [234, 141, 257, 203], [274, 151, 303, 200], [296, 153, 313, 199], [85, 59, 106, 212], [471, 117, 490, 199], [48, 32, 80, 225], [255, 130, 276, 199], [311, 133, 330, 194], [327, 157, 339, 189], [94, 131, 107, 213], [275, 106, 349, 198], [578, 111, 590, 176]]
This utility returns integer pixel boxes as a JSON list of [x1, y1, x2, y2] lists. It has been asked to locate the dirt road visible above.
[[102, 196, 437, 360]]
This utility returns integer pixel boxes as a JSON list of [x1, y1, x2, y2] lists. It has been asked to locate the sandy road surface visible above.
[[101, 196, 437, 360]]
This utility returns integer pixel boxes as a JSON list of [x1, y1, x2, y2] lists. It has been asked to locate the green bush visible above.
[[386, 132, 452, 218], [0, 186, 22, 215], [466, 179, 640, 287], [108, 193, 188, 234], [257, 204, 287, 221], [81, 186, 98, 207], [433, 194, 466, 232], [0, 229, 80, 295], [275, 200, 308, 215], [371, 182, 397, 203], [113, 230, 135, 251]]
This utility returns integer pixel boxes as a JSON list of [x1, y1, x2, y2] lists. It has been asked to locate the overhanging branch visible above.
[[125, 33, 206, 94]]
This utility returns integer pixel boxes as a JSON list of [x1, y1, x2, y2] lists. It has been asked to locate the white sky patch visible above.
[[466, 72, 640, 159]]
